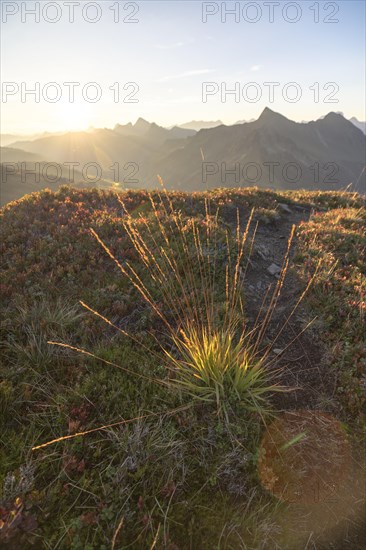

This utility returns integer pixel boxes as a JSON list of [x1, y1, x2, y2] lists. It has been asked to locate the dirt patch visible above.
[[222, 201, 339, 412], [222, 202, 365, 549]]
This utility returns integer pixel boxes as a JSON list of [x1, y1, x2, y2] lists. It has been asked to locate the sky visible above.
[[1, 0, 365, 133]]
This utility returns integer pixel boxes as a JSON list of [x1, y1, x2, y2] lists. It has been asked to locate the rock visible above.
[[278, 203, 292, 214], [267, 263, 281, 276], [273, 348, 284, 355], [256, 244, 271, 260], [259, 212, 281, 225]]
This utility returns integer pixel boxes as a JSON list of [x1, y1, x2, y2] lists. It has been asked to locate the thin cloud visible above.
[[157, 69, 215, 83]]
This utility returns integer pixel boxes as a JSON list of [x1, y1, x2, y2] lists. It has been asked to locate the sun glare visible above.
[[56, 102, 93, 132]]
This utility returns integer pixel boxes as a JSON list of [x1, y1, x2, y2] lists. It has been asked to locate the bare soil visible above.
[[223, 203, 366, 549]]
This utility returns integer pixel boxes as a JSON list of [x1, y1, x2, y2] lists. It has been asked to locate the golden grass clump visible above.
[[32, 189, 320, 450], [88, 190, 288, 417]]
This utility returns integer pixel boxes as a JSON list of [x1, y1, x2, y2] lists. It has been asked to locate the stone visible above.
[[256, 244, 271, 260], [278, 203, 292, 214], [267, 263, 281, 276]]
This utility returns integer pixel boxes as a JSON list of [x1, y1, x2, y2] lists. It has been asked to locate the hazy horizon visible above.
[[1, 1, 365, 134], [1, 108, 365, 139]]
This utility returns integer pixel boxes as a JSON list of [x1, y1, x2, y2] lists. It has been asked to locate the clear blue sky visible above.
[[1, 0, 365, 132]]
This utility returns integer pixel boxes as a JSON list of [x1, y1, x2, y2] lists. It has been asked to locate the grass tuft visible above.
[[89, 191, 284, 418], [166, 323, 276, 417]]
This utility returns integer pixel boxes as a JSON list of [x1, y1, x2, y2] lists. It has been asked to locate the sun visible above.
[[56, 102, 93, 132]]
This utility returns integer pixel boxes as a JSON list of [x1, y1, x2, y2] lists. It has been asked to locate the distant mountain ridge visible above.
[[350, 117, 366, 134], [0, 147, 43, 163], [0, 131, 67, 147], [114, 118, 196, 140], [154, 109, 365, 192], [2, 109, 365, 203], [177, 120, 223, 131]]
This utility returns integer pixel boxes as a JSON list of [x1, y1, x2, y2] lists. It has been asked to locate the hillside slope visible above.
[[1, 188, 365, 549], [156, 110, 366, 191]]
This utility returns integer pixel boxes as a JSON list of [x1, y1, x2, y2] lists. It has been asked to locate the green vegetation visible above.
[[165, 324, 275, 417], [89, 193, 282, 420], [296, 206, 366, 429], [0, 186, 365, 548]]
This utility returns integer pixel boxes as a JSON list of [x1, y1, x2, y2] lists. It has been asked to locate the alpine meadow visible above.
[[0, 2, 365, 549]]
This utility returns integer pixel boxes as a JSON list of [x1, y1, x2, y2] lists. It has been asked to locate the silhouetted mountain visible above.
[[178, 120, 223, 131], [234, 118, 255, 125], [1, 131, 66, 147], [0, 147, 43, 163], [0, 160, 115, 206], [114, 118, 195, 141], [1, 134, 26, 147], [7, 122, 194, 188], [4, 110, 365, 201], [154, 109, 365, 192], [9, 129, 157, 177], [350, 117, 366, 134], [10, 119, 194, 166]]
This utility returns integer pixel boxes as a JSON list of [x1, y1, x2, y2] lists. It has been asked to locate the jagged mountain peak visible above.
[[256, 107, 292, 127], [134, 117, 152, 129], [258, 107, 288, 120]]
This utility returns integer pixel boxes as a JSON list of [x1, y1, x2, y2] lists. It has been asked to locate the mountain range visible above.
[[177, 120, 223, 131], [1, 109, 365, 204], [350, 117, 366, 134]]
